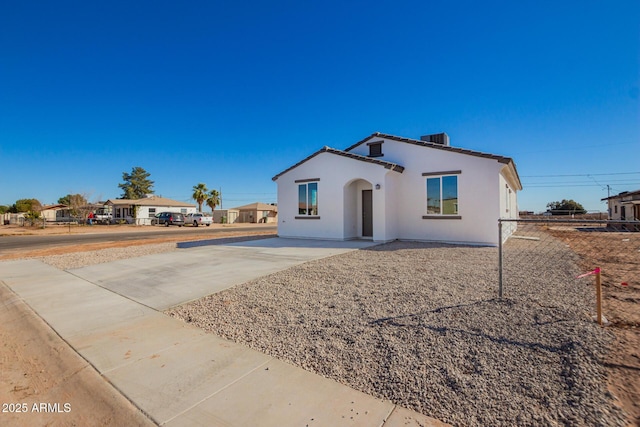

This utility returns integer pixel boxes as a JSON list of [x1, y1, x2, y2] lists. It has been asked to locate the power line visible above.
[[514, 141, 638, 155], [521, 172, 640, 178], [524, 182, 640, 188], [522, 179, 638, 185]]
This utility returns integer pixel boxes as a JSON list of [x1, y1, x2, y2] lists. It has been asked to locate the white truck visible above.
[[93, 208, 113, 224], [184, 212, 213, 227]]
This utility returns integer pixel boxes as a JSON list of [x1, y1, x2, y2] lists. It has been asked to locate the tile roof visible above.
[[346, 132, 515, 164], [272, 132, 522, 190], [106, 196, 195, 207], [346, 132, 522, 190], [233, 202, 278, 211], [272, 146, 405, 181], [601, 189, 640, 201]]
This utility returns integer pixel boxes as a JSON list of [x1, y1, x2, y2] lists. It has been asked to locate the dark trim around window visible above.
[[422, 170, 462, 177], [422, 215, 462, 220], [295, 178, 320, 183], [295, 216, 321, 220]]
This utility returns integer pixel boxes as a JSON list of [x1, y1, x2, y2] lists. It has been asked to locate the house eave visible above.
[[272, 146, 404, 181]]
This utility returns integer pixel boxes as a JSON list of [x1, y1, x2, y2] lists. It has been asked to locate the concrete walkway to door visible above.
[[0, 238, 448, 426]]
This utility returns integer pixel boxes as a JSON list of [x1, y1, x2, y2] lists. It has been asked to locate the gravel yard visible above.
[[38, 242, 178, 269], [167, 240, 625, 427]]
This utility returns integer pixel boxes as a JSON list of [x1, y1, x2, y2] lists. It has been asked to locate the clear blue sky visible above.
[[1, 1, 638, 212]]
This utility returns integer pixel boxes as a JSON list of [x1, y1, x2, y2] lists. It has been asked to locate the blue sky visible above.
[[1, 1, 638, 212]]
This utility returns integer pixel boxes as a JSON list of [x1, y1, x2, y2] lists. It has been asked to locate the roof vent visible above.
[[420, 132, 450, 146]]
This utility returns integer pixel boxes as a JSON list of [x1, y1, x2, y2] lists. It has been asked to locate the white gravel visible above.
[[30, 236, 625, 426], [165, 240, 625, 427]]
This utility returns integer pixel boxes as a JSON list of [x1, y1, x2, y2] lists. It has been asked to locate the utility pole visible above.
[[219, 187, 222, 209]]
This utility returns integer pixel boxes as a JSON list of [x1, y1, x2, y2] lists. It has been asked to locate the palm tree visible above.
[[192, 183, 208, 212], [206, 189, 220, 214]]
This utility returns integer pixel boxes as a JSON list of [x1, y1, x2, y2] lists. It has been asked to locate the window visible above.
[[149, 208, 156, 217], [426, 174, 458, 215], [298, 182, 318, 215]]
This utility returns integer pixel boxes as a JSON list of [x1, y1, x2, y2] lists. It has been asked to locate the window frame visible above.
[[422, 170, 461, 220], [295, 179, 320, 219]]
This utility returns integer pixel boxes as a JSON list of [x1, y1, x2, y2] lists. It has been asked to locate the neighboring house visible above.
[[40, 204, 69, 222], [212, 209, 239, 224], [272, 132, 521, 246], [106, 196, 196, 225], [602, 189, 640, 221], [232, 202, 278, 223]]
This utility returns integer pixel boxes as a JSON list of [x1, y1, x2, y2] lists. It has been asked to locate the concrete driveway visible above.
[[70, 238, 378, 310], [0, 237, 447, 426]]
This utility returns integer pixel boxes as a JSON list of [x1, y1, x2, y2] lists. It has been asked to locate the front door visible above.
[[362, 190, 373, 237], [621, 205, 626, 220]]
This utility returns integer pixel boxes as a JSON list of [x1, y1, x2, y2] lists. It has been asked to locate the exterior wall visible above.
[[498, 172, 519, 240], [238, 209, 276, 223], [262, 210, 278, 223], [498, 173, 518, 220], [276, 152, 394, 241], [109, 204, 196, 225], [349, 138, 504, 245], [383, 171, 401, 241], [213, 209, 239, 224], [40, 209, 58, 222], [276, 137, 517, 245], [608, 199, 640, 221], [112, 206, 134, 223]]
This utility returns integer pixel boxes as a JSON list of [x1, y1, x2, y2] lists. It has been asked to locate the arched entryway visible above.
[[343, 179, 373, 239]]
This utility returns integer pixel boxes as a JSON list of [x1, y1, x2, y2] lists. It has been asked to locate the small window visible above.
[[181, 208, 187, 214], [614, 205, 618, 214], [298, 182, 318, 215], [426, 175, 458, 215]]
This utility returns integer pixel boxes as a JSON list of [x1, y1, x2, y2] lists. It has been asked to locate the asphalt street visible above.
[[0, 225, 277, 253]]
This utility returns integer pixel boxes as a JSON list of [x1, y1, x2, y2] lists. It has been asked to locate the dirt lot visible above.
[[546, 227, 640, 425], [0, 225, 275, 426]]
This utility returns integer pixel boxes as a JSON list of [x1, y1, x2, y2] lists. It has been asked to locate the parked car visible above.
[[184, 212, 213, 227], [94, 208, 113, 224], [153, 212, 185, 227]]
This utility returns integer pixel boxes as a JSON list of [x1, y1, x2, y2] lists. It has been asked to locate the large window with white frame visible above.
[[424, 172, 459, 216], [297, 182, 318, 216]]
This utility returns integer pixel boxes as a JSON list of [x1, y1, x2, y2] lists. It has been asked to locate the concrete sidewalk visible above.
[[0, 239, 448, 426]]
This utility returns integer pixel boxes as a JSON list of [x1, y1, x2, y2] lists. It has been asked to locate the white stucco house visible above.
[[272, 132, 521, 246], [106, 196, 196, 225]]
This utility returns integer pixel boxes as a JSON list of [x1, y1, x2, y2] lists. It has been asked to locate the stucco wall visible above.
[[276, 137, 518, 245], [350, 138, 506, 245], [135, 205, 197, 225], [276, 152, 395, 240]]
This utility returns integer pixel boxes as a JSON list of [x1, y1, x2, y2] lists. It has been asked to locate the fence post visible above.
[[498, 219, 503, 299], [595, 267, 603, 325]]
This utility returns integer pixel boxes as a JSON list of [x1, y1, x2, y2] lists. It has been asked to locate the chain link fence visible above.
[[498, 218, 640, 327]]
